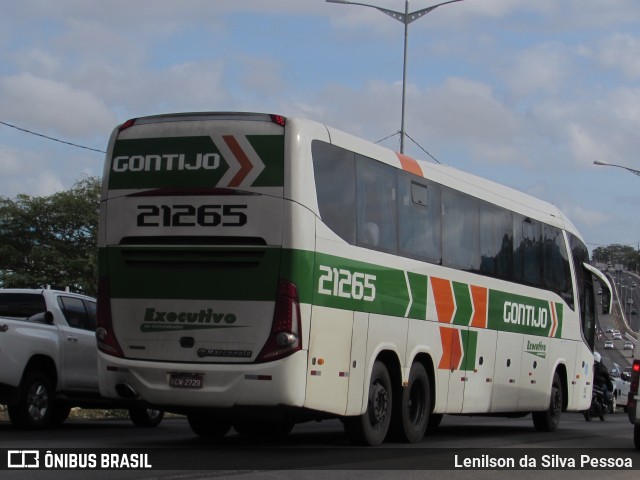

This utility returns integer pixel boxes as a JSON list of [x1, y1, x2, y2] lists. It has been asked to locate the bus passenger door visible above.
[[461, 327, 497, 413], [438, 325, 465, 414], [491, 331, 523, 412], [305, 306, 354, 415], [517, 335, 550, 410], [345, 311, 368, 415]]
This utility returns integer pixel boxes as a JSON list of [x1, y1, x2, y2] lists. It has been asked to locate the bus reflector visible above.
[[256, 280, 301, 363], [96, 277, 124, 358], [118, 118, 137, 132], [270, 115, 286, 127]]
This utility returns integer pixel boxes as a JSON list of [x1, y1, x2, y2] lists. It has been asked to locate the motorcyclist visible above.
[[593, 352, 614, 409]]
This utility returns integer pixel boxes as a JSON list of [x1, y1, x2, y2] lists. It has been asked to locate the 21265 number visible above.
[[317, 265, 376, 302], [137, 204, 247, 227]]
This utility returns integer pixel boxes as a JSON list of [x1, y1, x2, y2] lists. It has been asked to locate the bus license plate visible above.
[[169, 373, 203, 389]]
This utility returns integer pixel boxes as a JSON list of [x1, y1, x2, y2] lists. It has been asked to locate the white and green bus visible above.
[[97, 112, 611, 445]]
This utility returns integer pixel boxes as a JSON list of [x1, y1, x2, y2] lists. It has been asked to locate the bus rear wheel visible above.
[[233, 416, 294, 438], [344, 360, 392, 446], [187, 411, 232, 439], [391, 362, 430, 443], [532, 372, 562, 432]]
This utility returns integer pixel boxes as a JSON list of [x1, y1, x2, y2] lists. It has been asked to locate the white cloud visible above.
[[506, 43, 569, 97], [0, 73, 116, 138], [0, 145, 65, 198], [593, 33, 640, 79]]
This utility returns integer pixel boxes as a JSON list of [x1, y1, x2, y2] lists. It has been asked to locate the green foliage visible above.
[[0, 177, 101, 296], [592, 244, 640, 271]]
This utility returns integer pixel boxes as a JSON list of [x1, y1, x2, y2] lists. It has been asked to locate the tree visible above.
[[592, 244, 640, 272], [0, 177, 101, 295]]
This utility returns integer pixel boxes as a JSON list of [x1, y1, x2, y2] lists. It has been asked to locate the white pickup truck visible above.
[[0, 288, 163, 429]]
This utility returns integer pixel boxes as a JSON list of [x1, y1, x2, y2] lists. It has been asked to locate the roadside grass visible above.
[[0, 404, 154, 422]]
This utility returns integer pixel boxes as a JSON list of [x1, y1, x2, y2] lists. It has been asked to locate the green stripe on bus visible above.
[[487, 291, 563, 338], [99, 245, 565, 337], [460, 329, 478, 371], [100, 246, 282, 300], [407, 272, 428, 319], [452, 281, 472, 326]]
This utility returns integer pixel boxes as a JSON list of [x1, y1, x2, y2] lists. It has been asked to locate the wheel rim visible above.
[[147, 409, 162, 420], [369, 379, 389, 428], [26, 383, 49, 422], [551, 386, 561, 416]]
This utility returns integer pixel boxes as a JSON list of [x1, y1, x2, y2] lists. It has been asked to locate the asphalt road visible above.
[[0, 411, 637, 480]]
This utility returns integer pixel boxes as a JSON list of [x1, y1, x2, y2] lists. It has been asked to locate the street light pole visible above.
[[326, 0, 463, 153], [593, 160, 640, 177]]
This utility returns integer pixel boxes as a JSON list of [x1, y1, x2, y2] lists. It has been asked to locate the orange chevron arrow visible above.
[[438, 326, 462, 370], [223, 135, 253, 187]]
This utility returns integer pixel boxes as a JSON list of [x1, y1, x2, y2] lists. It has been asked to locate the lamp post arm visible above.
[[593, 160, 640, 177], [406, 0, 464, 24], [621, 166, 640, 177]]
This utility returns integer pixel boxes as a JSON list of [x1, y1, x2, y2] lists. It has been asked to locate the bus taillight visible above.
[[256, 280, 302, 363], [631, 360, 640, 395], [96, 276, 124, 358]]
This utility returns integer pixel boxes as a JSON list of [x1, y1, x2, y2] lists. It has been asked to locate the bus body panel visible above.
[[305, 306, 354, 415], [97, 350, 308, 408]]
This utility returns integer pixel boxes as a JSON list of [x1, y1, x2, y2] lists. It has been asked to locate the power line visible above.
[[375, 130, 441, 164], [0, 121, 106, 154]]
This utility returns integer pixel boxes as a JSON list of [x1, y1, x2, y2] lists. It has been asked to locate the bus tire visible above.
[[233, 416, 294, 438], [187, 411, 232, 439], [427, 413, 443, 431], [634, 424, 640, 450], [344, 360, 393, 446], [532, 372, 562, 432], [391, 362, 430, 443], [129, 408, 164, 428], [7, 371, 53, 429]]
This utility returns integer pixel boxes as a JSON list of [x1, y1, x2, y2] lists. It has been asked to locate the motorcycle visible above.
[[583, 385, 609, 421]]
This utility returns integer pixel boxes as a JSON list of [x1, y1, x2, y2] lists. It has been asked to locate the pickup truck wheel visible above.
[[8, 371, 53, 429], [129, 408, 164, 428]]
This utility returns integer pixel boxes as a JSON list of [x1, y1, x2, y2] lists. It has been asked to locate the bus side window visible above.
[[514, 215, 542, 287], [397, 174, 441, 263], [311, 141, 356, 244], [355, 155, 398, 254], [442, 188, 479, 271]]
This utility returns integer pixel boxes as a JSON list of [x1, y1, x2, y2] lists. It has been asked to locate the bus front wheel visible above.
[[532, 372, 562, 432], [344, 360, 392, 446]]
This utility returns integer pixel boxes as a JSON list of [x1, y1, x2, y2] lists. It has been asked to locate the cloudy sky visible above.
[[1, 0, 640, 255]]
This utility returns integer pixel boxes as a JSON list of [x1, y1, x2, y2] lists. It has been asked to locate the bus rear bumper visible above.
[[97, 351, 308, 408]]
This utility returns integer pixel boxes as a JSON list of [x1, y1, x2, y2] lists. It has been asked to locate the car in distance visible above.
[[613, 332, 623, 340], [604, 340, 615, 350], [626, 341, 636, 350], [606, 326, 614, 333], [627, 343, 640, 449]]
